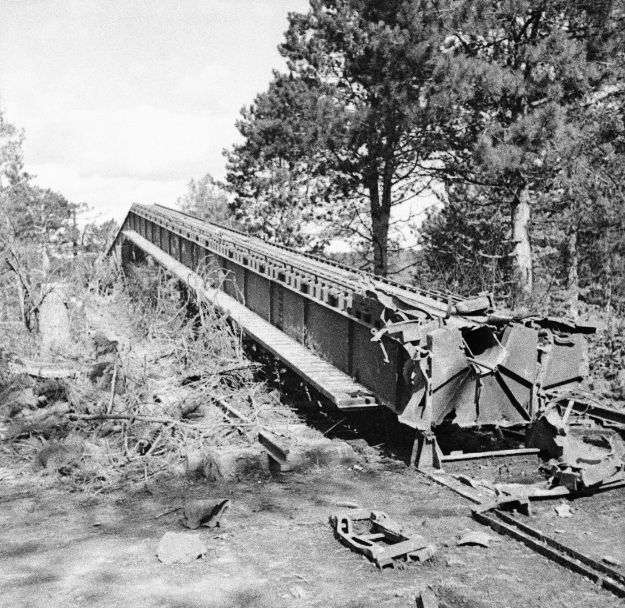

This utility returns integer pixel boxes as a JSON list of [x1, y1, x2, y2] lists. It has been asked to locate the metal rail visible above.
[[137, 203, 465, 320], [151, 203, 464, 306], [474, 507, 625, 598]]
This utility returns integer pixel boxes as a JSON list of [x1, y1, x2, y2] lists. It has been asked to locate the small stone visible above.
[[603, 555, 623, 567], [555, 503, 573, 518]]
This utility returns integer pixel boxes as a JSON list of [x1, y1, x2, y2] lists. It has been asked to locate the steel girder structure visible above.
[[112, 204, 594, 462]]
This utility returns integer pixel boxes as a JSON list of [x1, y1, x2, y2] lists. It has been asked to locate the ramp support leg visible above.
[[410, 430, 443, 470]]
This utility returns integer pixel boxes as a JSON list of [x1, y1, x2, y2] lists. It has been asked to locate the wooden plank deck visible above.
[[121, 230, 379, 411]]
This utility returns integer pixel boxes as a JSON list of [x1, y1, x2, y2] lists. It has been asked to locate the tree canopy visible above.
[[227, 0, 625, 312], [228, 0, 445, 273]]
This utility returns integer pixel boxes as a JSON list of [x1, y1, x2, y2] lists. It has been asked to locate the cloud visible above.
[[0, 0, 311, 222], [31, 162, 187, 221]]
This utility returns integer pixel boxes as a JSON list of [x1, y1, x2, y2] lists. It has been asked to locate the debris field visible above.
[[0, 262, 624, 607]]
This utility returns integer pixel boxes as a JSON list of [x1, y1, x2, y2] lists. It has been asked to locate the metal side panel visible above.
[[542, 334, 588, 390], [170, 232, 180, 261], [120, 229, 378, 411], [246, 272, 271, 322], [149, 220, 157, 245], [306, 302, 350, 374], [227, 260, 246, 303], [220, 258, 239, 300], [271, 283, 284, 329], [180, 237, 193, 268], [282, 287, 306, 343], [352, 322, 399, 410]]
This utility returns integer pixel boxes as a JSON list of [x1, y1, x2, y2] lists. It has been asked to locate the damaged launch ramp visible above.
[[111, 204, 597, 467]]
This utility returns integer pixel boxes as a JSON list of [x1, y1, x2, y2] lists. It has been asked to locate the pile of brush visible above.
[[0, 262, 296, 492]]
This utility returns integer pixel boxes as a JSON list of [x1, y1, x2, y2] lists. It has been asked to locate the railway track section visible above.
[[474, 506, 625, 598], [419, 468, 625, 599]]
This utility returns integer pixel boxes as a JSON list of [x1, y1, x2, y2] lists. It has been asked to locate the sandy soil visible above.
[[1, 450, 622, 608]]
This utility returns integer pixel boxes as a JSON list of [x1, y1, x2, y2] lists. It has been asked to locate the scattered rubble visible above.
[[526, 403, 625, 492]]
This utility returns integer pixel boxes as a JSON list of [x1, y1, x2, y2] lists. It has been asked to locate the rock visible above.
[[156, 532, 207, 564], [202, 446, 269, 481], [555, 502, 573, 518], [457, 531, 494, 547]]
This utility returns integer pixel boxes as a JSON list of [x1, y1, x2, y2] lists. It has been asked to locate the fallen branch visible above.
[[70, 413, 180, 425], [9, 361, 82, 379], [68, 411, 257, 431]]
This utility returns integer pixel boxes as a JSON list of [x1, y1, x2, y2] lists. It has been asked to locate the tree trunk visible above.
[[566, 226, 579, 318], [39, 282, 71, 355], [369, 178, 390, 276], [16, 278, 28, 328], [511, 185, 533, 298]]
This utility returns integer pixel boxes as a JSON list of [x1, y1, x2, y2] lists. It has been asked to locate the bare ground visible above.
[[1, 451, 623, 608]]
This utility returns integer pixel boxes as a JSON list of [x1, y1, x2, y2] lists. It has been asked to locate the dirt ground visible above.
[[1, 449, 623, 608]]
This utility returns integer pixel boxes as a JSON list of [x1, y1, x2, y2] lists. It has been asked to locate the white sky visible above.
[[0, 0, 309, 223]]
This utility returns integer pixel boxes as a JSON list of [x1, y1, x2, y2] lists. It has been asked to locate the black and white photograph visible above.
[[1, 1, 624, 606]]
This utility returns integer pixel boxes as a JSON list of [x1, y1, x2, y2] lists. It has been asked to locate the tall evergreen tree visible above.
[[227, 1, 445, 275], [427, 0, 624, 298]]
